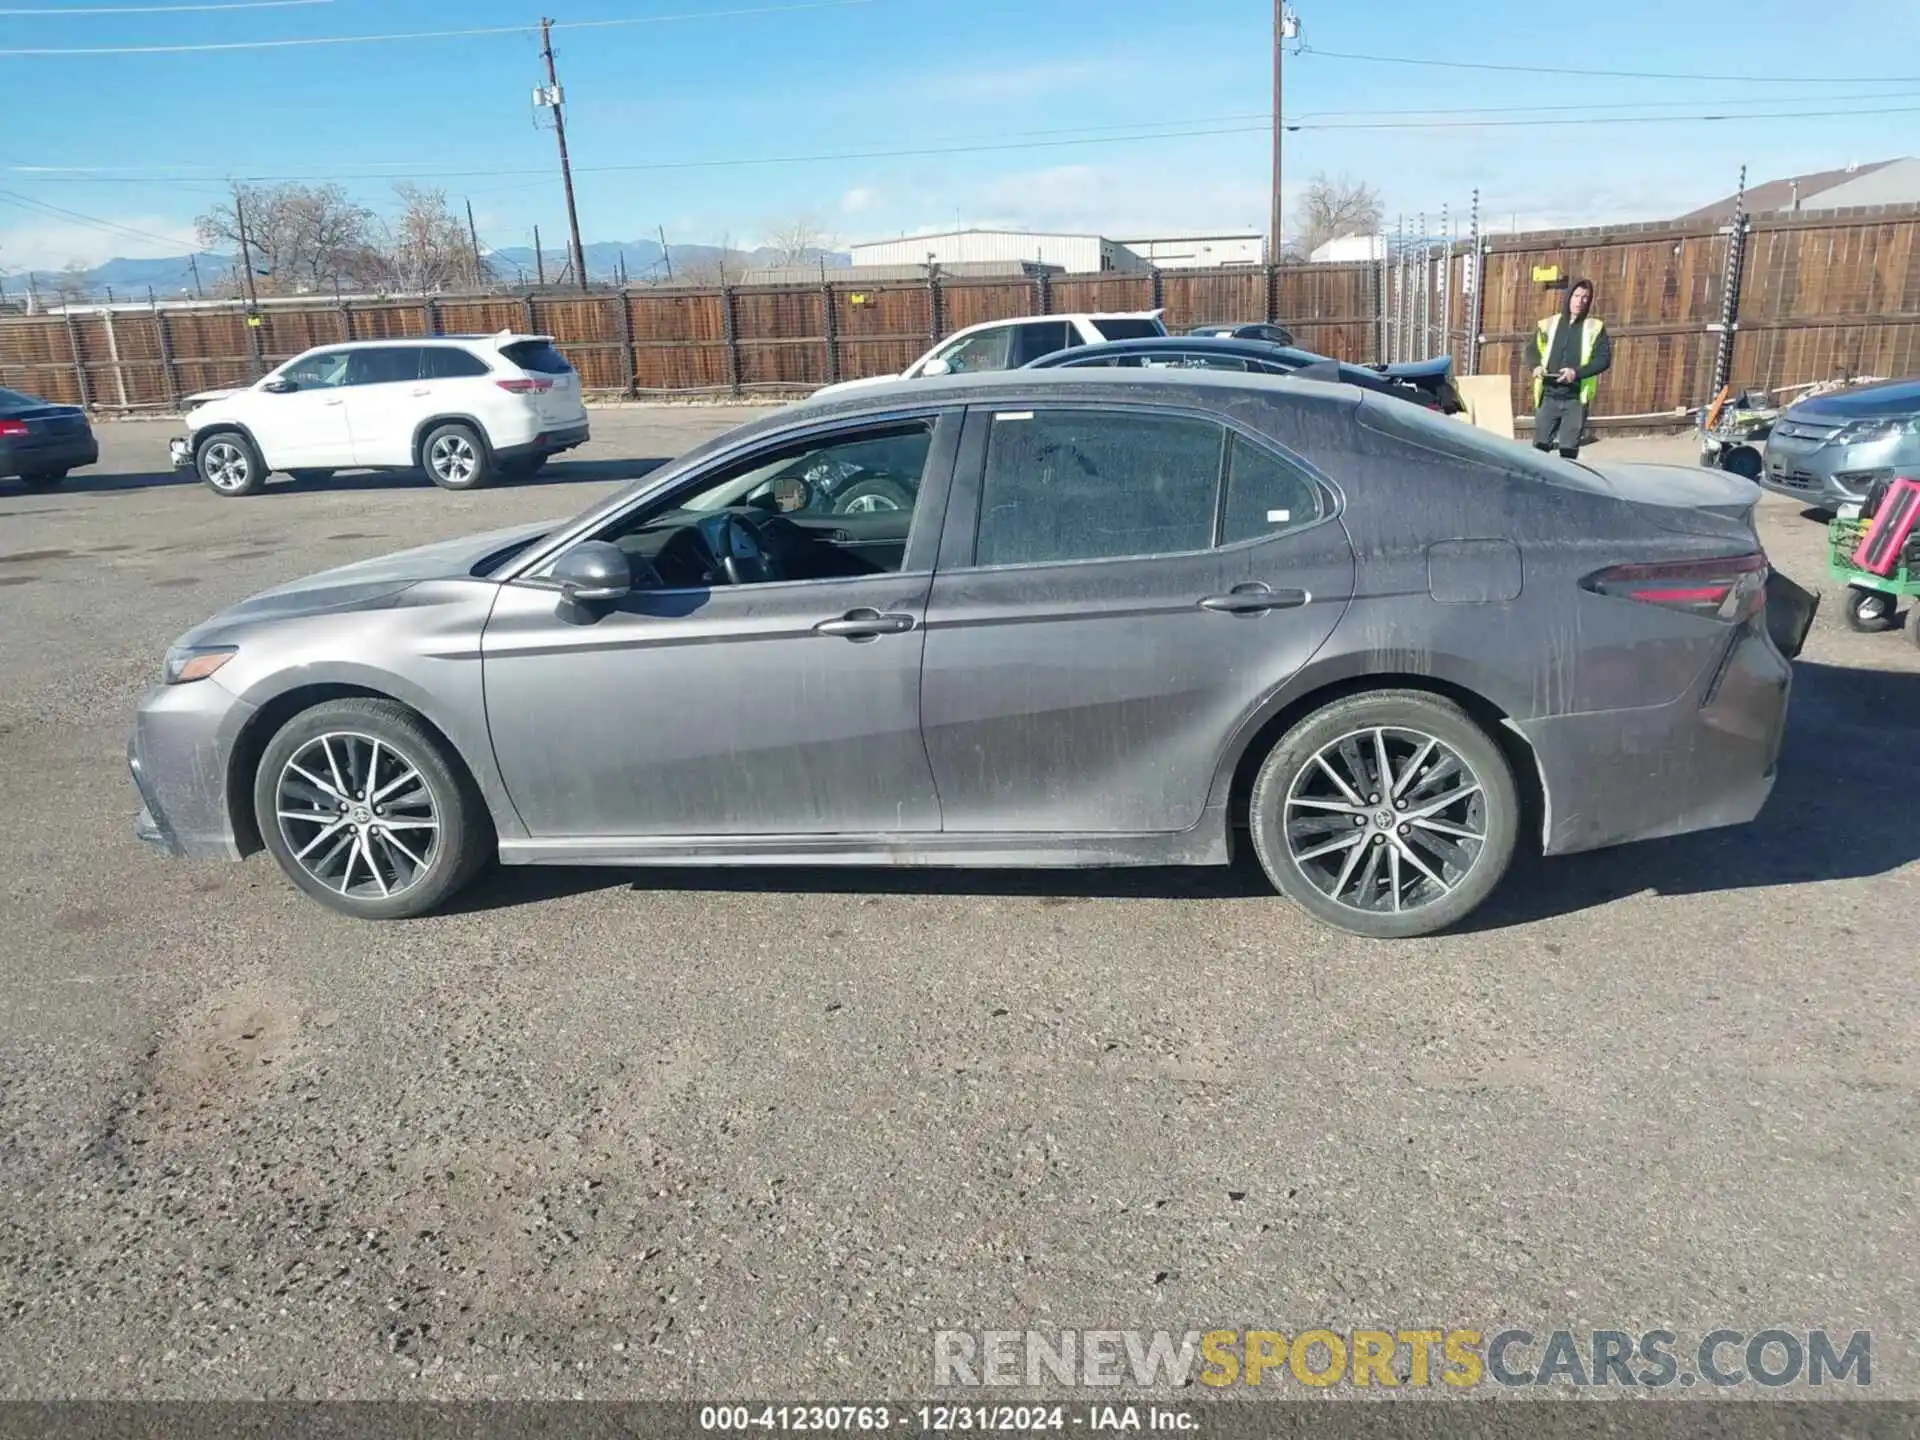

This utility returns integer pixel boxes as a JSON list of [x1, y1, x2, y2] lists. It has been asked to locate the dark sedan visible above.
[[1028, 335, 1463, 413], [0, 387, 99, 491], [1189, 322, 1298, 346], [129, 368, 1811, 939]]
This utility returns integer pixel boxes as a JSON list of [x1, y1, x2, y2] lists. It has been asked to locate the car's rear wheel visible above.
[[1248, 690, 1519, 939], [422, 423, 491, 491], [1842, 585, 1897, 633], [253, 698, 491, 920], [18, 469, 67, 491], [196, 431, 265, 496], [288, 468, 335, 483]]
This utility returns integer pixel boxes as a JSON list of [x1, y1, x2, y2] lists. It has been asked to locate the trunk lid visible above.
[[1583, 460, 1763, 541]]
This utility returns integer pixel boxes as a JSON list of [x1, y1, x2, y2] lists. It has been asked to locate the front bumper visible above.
[[168, 435, 193, 470], [1760, 435, 1904, 508], [1517, 618, 1793, 858], [127, 678, 256, 861], [0, 433, 99, 477]]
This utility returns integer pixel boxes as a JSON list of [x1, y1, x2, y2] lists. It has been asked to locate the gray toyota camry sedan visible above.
[[128, 369, 1811, 939]]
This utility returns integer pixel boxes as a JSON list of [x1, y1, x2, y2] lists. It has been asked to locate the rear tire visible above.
[[1842, 585, 1897, 633], [18, 469, 67, 491], [1248, 689, 1519, 939], [422, 423, 490, 491], [253, 698, 491, 920], [196, 430, 265, 496]]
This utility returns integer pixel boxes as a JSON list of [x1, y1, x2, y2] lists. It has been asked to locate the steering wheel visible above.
[[696, 512, 778, 586]]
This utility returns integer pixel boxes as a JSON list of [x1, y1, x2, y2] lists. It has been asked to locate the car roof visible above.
[[934, 310, 1165, 342], [291, 331, 554, 353], [1029, 335, 1316, 364], [790, 363, 1366, 413]]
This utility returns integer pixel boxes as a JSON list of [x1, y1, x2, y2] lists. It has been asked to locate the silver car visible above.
[[129, 370, 1810, 940], [1761, 377, 1920, 509]]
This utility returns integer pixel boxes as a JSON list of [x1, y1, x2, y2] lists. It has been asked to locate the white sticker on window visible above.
[[1267, 509, 1291, 523]]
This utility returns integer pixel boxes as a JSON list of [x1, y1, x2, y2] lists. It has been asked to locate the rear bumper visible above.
[[497, 421, 589, 463], [1517, 620, 1793, 857], [0, 434, 98, 477]]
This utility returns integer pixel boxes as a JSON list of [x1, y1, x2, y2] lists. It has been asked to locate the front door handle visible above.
[[323, 397, 345, 407], [1198, 583, 1308, 614], [411, 386, 431, 396], [814, 607, 915, 639]]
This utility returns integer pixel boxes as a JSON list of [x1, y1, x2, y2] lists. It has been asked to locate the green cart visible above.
[[1829, 515, 1920, 642]]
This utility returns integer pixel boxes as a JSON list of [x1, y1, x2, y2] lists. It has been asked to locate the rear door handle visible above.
[[813, 607, 916, 639], [323, 398, 345, 407], [1198, 584, 1308, 614], [411, 386, 431, 396]]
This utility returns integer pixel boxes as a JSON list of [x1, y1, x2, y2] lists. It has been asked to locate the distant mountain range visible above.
[[1, 239, 850, 303]]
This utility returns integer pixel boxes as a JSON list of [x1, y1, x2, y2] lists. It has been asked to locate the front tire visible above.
[[1842, 585, 1897, 633], [253, 698, 491, 920], [833, 475, 913, 514], [18, 469, 67, 491], [196, 431, 265, 496], [422, 423, 491, 491], [1248, 690, 1520, 939]]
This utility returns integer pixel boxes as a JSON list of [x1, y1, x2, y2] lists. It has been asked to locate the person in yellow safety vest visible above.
[[1524, 277, 1612, 460]]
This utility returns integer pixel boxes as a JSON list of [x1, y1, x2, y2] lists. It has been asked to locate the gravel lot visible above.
[[1, 408, 1915, 1401]]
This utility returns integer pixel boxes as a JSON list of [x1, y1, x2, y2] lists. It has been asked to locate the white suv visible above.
[[168, 332, 591, 496], [811, 311, 1167, 398]]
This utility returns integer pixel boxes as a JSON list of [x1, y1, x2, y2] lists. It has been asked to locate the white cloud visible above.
[[0, 215, 199, 272], [840, 186, 878, 215]]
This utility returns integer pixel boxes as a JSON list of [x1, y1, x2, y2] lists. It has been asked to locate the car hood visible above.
[[191, 520, 553, 634], [1786, 377, 1920, 420], [812, 373, 905, 398], [183, 386, 244, 406]]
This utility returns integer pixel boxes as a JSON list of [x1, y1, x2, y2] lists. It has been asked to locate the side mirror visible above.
[[262, 377, 298, 394], [552, 541, 632, 602], [921, 356, 952, 378]]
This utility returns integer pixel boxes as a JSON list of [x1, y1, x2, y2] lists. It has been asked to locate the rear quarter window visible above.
[[500, 341, 574, 375], [1092, 318, 1167, 341], [424, 347, 493, 379], [1354, 394, 1612, 494]]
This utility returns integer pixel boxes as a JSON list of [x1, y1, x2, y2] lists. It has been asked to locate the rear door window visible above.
[[346, 346, 426, 386], [1222, 434, 1325, 543], [1008, 321, 1075, 367], [973, 408, 1225, 566], [423, 346, 493, 379], [499, 340, 574, 375]]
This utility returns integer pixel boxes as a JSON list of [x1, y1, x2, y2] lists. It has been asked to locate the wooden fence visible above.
[[4, 206, 1917, 426]]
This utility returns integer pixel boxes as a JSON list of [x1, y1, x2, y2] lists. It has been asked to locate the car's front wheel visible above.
[[253, 698, 492, 919], [17, 469, 67, 491], [422, 423, 491, 491], [1248, 690, 1520, 939], [196, 431, 265, 496]]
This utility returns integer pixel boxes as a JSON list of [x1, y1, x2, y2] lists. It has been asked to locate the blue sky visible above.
[[2, 0, 1919, 272]]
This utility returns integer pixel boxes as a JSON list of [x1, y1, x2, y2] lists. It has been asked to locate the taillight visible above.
[[0, 418, 29, 438], [495, 377, 553, 394], [1582, 552, 1769, 623]]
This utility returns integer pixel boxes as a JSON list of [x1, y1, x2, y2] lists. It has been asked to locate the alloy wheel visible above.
[[203, 441, 252, 492], [429, 433, 477, 485], [1283, 726, 1488, 915], [275, 732, 440, 900], [841, 492, 902, 513]]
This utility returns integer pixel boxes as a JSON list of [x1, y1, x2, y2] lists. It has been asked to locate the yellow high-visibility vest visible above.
[[1534, 314, 1605, 406]]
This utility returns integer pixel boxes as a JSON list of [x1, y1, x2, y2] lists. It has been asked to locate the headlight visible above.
[[1833, 416, 1915, 444], [163, 644, 237, 685]]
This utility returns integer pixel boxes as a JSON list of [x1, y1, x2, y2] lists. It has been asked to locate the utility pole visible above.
[[189, 253, 204, 299], [466, 198, 484, 288], [534, 225, 546, 287], [1269, 2, 1296, 263], [658, 225, 673, 281], [233, 185, 261, 309], [538, 17, 589, 293]]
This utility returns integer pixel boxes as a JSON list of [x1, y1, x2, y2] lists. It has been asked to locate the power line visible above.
[[0, 0, 329, 13], [1300, 45, 1920, 85], [1287, 104, 1920, 132], [0, 187, 196, 250], [0, 0, 898, 55]]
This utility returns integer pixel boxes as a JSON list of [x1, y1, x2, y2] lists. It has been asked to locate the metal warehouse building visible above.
[[848, 229, 1150, 274]]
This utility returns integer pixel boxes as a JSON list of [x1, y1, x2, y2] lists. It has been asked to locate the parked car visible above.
[[166, 332, 590, 496], [1760, 376, 1920, 510], [129, 367, 1811, 939], [0, 386, 98, 491], [810, 312, 1167, 398], [1189, 322, 1297, 346], [1026, 334, 1464, 413]]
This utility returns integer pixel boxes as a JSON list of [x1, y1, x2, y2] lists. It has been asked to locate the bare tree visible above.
[[56, 259, 93, 305], [375, 183, 485, 293], [762, 215, 833, 267], [1291, 172, 1385, 260], [195, 183, 377, 294], [676, 232, 750, 286]]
